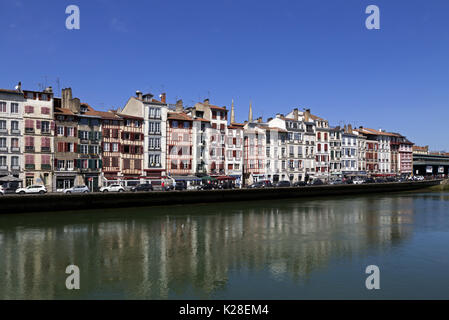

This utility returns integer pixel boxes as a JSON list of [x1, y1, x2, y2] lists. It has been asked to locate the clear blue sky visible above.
[[1, 0, 448, 150]]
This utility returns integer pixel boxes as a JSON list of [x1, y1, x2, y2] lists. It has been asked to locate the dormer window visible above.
[[80, 106, 87, 113]]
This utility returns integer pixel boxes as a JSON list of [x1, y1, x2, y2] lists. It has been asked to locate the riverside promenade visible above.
[[0, 180, 442, 214]]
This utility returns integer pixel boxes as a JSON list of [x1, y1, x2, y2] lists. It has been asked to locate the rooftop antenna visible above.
[[56, 77, 61, 93]]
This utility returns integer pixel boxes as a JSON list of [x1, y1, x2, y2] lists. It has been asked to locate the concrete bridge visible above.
[[413, 153, 449, 176]]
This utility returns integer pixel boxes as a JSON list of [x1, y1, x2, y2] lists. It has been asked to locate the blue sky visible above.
[[1, 0, 448, 150]]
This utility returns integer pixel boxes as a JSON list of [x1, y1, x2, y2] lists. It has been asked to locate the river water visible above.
[[0, 191, 448, 299]]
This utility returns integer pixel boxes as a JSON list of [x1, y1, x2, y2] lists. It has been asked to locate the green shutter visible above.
[[99, 160, 103, 169], [89, 131, 93, 140]]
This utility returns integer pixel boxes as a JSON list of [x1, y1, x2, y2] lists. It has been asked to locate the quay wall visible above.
[[0, 180, 442, 215]]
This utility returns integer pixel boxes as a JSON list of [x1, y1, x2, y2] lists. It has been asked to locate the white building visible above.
[[0, 85, 25, 185]]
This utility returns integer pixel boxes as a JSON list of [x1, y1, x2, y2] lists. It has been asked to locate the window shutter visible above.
[[36, 120, 41, 129], [99, 160, 103, 168], [50, 121, 55, 130], [89, 131, 93, 140], [74, 127, 77, 137], [78, 130, 82, 138], [64, 127, 67, 137]]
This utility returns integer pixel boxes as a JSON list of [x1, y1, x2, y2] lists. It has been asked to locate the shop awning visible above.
[[201, 176, 217, 181], [216, 176, 236, 181], [0, 175, 22, 182], [173, 176, 202, 181]]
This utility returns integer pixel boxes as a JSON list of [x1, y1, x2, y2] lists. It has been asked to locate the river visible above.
[[1, 191, 448, 299]]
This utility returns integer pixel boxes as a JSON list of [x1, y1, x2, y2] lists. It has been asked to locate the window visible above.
[[0, 120, 6, 130], [67, 127, 74, 137], [103, 143, 110, 152], [11, 138, 19, 148], [172, 121, 178, 128], [0, 102, 6, 112], [25, 105, 34, 113], [11, 103, 18, 113], [41, 121, 50, 133], [41, 107, 50, 114], [0, 138, 6, 148], [112, 143, 119, 152], [184, 122, 190, 129], [80, 145, 88, 154], [57, 126, 64, 136]]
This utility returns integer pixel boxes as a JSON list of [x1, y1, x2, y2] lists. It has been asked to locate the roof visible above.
[[118, 113, 144, 120], [228, 123, 245, 129], [355, 127, 399, 137], [309, 113, 325, 121], [54, 107, 75, 115], [209, 105, 227, 111], [413, 145, 429, 151], [167, 112, 193, 121], [0, 88, 23, 95], [194, 117, 210, 122]]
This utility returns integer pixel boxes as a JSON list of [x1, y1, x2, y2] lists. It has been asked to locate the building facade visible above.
[[0, 87, 25, 185]]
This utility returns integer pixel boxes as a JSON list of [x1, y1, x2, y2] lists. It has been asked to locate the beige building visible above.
[[23, 87, 55, 188]]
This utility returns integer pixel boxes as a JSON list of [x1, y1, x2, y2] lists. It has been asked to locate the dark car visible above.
[[199, 183, 215, 190], [386, 177, 396, 182], [276, 181, 291, 188], [131, 183, 153, 192], [364, 177, 375, 184], [174, 181, 187, 190], [248, 180, 272, 188], [375, 178, 387, 183], [293, 181, 307, 187], [310, 179, 324, 186]]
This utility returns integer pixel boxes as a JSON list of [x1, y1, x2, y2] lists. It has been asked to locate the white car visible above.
[[63, 185, 90, 194], [16, 185, 47, 195], [353, 178, 364, 185], [100, 184, 125, 193], [0, 186, 4, 196]]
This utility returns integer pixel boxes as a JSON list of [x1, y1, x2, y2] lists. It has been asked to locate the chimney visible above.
[[257, 117, 262, 123], [276, 113, 281, 119], [16, 81, 22, 92], [44, 86, 53, 94], [267, 117, 273, 122], [293, 108, 299, 120], [344, 124, 347, 132], [203, 98, 210, 105], [62, 88, 72, 109], [248, 101, 253, 122], [359, 126, 363, 129], [136, 90, 143, 100], [176, 99, 183, 112], [348, 124, 352, 133], [304, 109, 310, 122], [160, 93, 166, 103], [230, 99, 235, 124]]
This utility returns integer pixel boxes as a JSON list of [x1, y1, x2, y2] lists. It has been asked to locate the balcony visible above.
[[41, 164, 51, 170], [0, 129, 8, 134], [25, 128, 34, 134], [25, 164, 35, 170], [41, 147, 51, 152], [11, 129, 21, 135], [0, 165, 7, 171], [11, 165, 20, 171], [0, 147, 7, 152], [25, 146, 35, 152], [11, 147, 20, 152]]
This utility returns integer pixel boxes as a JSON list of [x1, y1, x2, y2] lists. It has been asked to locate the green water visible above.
[[1, 191, 449, 299]]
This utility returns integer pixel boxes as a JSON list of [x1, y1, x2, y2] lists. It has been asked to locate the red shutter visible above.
[[64, 127, 67, 137], [74, 127, 77, 137], [36, 120, 41, 129], [50, 121, 55, 130]]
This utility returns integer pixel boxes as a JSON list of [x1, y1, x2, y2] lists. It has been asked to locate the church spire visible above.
[[248, 100, 253, 122], [230, 99, 235, 124]]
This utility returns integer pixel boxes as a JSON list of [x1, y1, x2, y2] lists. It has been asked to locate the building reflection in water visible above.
[[0, 193, 427, 299]]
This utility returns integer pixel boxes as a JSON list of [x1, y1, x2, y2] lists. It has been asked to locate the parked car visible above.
[[293, 181, 307, 187], [130, 183, 154, 192], [375, 178, 387, 183], [414, 175, 424, 181], [63, 185, 90, 194], [16, 185, 47, 195], [329, 178, 343, 185], [310, 179, 324, 186], [364, 177, 376, 184], [199, 183, 215, 190], [248, 180, 272, 188], [0, 186, 4, 195], [174, 181, 187, 191], [353, 177, 364, 185], [276, 181, 291, 188], [100, 184, 125, 193]]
